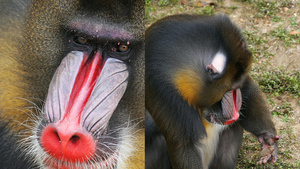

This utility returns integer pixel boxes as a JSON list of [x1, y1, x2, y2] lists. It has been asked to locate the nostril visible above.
[[70, 135, 80, 144], [54, 130, 61, 142]]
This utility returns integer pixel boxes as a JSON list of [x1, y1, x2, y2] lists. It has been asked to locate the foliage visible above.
[[252, 69, 300, 97]]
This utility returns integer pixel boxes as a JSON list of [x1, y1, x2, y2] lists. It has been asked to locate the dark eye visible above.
[[73, 36, 88, 45], [111, 42, 130, 53], [119, 44, 129, 52], [107, 42, 131, 61]]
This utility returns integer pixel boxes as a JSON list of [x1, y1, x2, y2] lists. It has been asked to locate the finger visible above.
[[272, 144, 278, 163], [271, 149, 277, 163], [257, 159, 262, 165], [272, 156, 277, 163], [258, 156, 266, 165], [263, 154, 271, 163]]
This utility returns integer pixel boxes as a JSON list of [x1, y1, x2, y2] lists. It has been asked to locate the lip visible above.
[[43, 150, 119, 169]]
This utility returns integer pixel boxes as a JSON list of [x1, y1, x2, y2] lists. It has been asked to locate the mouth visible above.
[[43, 150, 119, 169], [223, 89, 240, 125], [208, 89, 241, 125]]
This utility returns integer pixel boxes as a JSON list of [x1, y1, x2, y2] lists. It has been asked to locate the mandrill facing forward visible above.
[[0, 0, 145, 168]]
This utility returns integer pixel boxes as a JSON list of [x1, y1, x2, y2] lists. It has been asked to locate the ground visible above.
[[146, 0, 300, 168]]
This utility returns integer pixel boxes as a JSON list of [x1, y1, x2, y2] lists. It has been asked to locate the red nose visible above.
[[40, 124, 96, 162]]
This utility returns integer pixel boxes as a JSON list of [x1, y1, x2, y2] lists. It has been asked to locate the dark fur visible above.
[[145, 111, 172, 169], [0, 122, 38, 169], [145, 14, 277, 169]]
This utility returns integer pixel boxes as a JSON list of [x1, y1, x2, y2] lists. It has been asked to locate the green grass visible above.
[[252, 69, 300, 97], [145, 0, 217, 25], [270, 26, 300, 46], [243, 30, 274, 63], [272, 102, 292, 116], [255, 1, 281, 18]]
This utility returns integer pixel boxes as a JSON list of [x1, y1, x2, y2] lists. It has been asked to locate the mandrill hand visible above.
[[257, 132, 280, 165]]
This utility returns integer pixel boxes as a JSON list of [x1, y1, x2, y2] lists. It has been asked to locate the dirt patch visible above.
[[271, 95, 300, 163]]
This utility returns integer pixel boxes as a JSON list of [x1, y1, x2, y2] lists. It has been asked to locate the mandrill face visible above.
[[1, 0, 146, 168]]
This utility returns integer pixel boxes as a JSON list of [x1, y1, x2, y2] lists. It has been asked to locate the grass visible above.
[[242, 30, 275, 63], [270, 26, 300, 46], [145, 0, 216, 26], [252, 69, 300, 97]]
